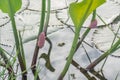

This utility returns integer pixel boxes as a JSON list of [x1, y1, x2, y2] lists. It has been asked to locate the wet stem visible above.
[[58, 9, 96, 79], [31, 0, 47, 79], [7, 0, 27, 80], [58, 29, 80, 80]]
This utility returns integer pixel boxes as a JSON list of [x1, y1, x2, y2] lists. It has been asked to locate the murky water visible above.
[[0, 0, 120, 80]]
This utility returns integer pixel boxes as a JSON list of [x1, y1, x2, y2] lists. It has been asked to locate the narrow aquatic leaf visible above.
[[69, 0, 106, 27], [0, 0, 22, 14]]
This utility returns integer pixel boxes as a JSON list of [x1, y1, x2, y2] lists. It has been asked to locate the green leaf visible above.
[[69, 0, 106, 27], [0, 0, 22, 14]]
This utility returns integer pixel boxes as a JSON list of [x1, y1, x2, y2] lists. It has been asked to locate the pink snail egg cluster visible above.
[[90, 19, 97, 28], [38, 32, 46, 48]]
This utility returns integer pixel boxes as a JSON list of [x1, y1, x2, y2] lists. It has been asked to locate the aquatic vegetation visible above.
[[0, 0, 27, 79], [58, 0, 106, 79], [0, 0, 120, 80]]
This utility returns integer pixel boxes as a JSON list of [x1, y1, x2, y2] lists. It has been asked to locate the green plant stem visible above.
[[39, 0, 46, 34], [0, 61, 12, 72], [92, 10, 96, 21], [18, 32, 27, 69], [58, 29, 80, 80], [10, 11, 27, 80], [75, 10, 96, 52], [86, 38, 120, 70], [31, 0, 46, 79], [86, 13, 120, 70], [0, 47, 15, 79], [58, 7, 96, 79], [44, 0, 51, 34], [75, 28, 90, 52], [100, 25, 120, 70], [7, 1, 27, 80], [0, 48, 12, 69]]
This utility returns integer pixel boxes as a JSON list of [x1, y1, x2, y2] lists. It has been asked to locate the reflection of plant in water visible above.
[[0, 0, 120, 80]]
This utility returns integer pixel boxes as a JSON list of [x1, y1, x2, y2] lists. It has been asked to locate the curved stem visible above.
[[58, 29, 80, 80], [58, 0, 95, 78]]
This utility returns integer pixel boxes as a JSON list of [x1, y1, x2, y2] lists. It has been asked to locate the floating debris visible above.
[[57, 42, 65, 47]]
